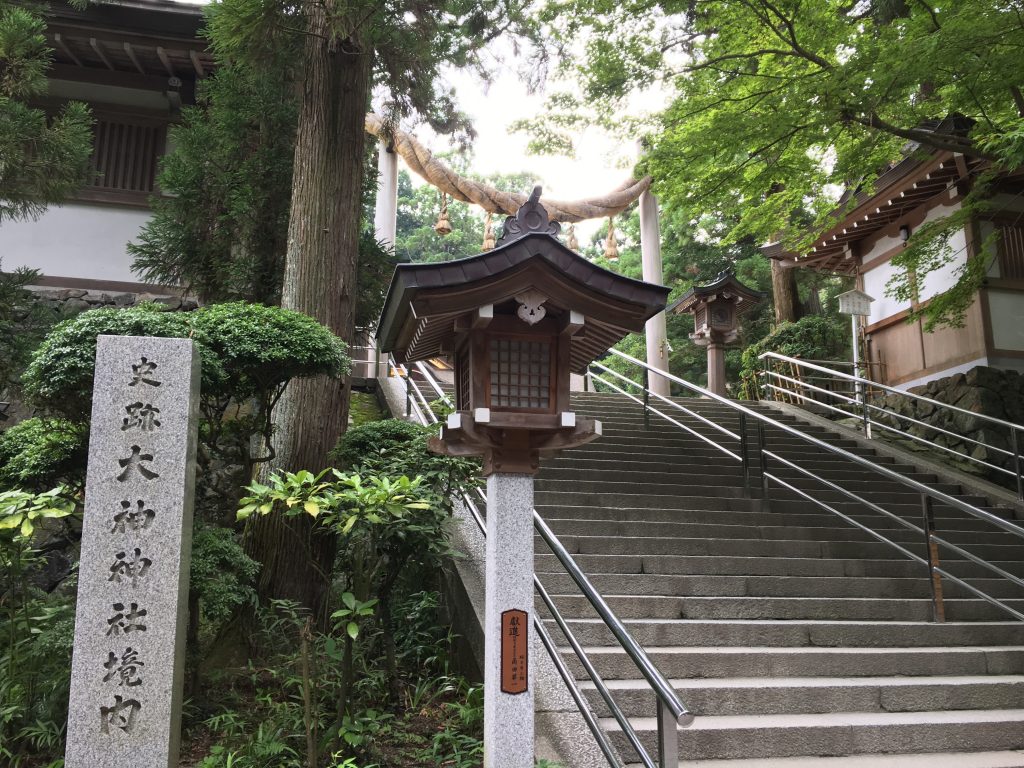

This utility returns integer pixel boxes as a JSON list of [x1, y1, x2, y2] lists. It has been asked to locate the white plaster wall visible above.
[[861, 232, 903, 269], [918, 227, 967, 302], [989, 289, 1024, 352], [860, 198, 965, 325], [0, 203, 151, 284], [862, 260, 908, 325], [982, 220, 1002, 278]]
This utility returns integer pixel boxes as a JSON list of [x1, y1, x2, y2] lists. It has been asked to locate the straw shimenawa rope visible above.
[[365, 113, 652, 224]]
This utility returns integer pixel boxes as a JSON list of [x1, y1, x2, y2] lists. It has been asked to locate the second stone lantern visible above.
[[670, 270, 763, 396], [376, 188, 669, 768]]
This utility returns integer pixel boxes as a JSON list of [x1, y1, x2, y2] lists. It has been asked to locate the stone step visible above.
[[563, 645, 1024, 680], [536, 504, 1002, 531], [542, 455, 915, 476], [534, 553, 1024, 579], [538, 465, 946, 490], [542, 518, 1015, 547], [601, 708, 1024, 762], [545, 619, 1024, 648], [536, 572, 1023, 600], [653, 752, 1024, 768], [536, 477, 985, 507], [583, 420, 838, 440], [581, 675, 1024, 717], [556, 444, 904, 468], [534, 490, 1002, 521], [543, 594, 1022, 622], [547, 533, 1024, 563], [569, 436, 870, 454]]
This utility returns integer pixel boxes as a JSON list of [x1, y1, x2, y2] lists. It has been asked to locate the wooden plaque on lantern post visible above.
[[376, 188, 670, 768]]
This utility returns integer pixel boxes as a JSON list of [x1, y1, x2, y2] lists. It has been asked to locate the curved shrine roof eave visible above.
[[780, 148, 988, 275], [375, 231, 670, 355]]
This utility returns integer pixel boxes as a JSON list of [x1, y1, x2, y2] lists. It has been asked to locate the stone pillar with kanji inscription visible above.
[[66, 335, 199, 768]]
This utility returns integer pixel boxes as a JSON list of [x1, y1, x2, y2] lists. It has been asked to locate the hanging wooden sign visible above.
[[501, 609, 528, 695]]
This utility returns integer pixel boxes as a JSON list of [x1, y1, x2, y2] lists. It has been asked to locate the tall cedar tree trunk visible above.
[[770, 256, 801, 325], [245, 6, 372, 628]]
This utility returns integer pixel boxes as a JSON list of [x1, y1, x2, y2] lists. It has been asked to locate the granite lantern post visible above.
[[376, 188, 669, 768], [670, 271, 764, 396]]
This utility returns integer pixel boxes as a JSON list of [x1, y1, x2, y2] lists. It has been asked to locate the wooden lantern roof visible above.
[[376, 191, 670, 373], [668, 270, 764, 316]]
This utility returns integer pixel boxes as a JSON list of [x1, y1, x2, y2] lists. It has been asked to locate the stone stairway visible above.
[[537, 392, 1024, 767]]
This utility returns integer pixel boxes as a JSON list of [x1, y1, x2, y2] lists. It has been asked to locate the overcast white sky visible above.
[[393, 43, 669, 240]]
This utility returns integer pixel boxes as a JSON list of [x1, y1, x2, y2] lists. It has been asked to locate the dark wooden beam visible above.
[[189, 50, 205, 78], [46, 22, 208, 54], [53, 33, 83, 67], [50, 63, 196, 104], [156, 47, 175, 77], [124, 42, 146, 75], [89, 37, 115, 70]]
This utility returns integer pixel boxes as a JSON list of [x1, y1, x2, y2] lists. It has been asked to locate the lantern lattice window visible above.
[[457, 350, 471, 410], [489, 338, 552, 410]]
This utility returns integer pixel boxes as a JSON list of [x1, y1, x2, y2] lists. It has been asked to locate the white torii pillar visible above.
[[374, 140, 399, 251], [639, 189, 671, 397]]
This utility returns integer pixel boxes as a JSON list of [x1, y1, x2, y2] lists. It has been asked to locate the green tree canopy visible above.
[[528, 0, 1024, 326], [0, 3, 92, 223], [128, 64, 297, 305]]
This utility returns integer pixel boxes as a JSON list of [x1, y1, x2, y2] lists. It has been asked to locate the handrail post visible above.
[[656, 699, 678, 768], [921, 494, 945, 622], [739, 412, 751, 497], [757, 421, 770, 512], [404, 367, 412, 418], [858, 378, 872, 439], [643, 367, 651, 429], [1012, 428, 1023, 501]]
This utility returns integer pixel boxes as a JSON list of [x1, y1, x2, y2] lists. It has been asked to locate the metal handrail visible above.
[[388, 356, 691, 768], [758, 351, 1024, 499], [593, 348, 1024, 623], [760, 370, 1020, 486]]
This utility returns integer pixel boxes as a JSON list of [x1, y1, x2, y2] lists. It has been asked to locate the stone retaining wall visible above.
[[28, 286, 197, 315], [873, 366, 1023, 482]]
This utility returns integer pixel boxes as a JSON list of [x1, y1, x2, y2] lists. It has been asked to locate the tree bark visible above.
[[245, 4, 372, 626], [770, 257, 801, 324]]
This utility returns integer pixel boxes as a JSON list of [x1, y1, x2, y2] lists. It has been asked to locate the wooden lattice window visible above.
[[488, 337, 552, 411], [998, 224, 1024, 280], [87, 117, 165, 195], [457, 349, 471, 411]]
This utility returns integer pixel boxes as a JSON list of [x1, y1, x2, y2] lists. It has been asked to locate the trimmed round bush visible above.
[[0, 417, 88, 491]]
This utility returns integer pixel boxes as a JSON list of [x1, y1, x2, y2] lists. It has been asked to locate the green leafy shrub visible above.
[[740, 315, 848, 398], [0, 488, 79, 766], [191, 301, 349, 402], [23, 302, 349, 421], [21, 302, 350, 513], [331, 419, 479, 506], [22, 304, 220, 420], [190, 527, 260, 625], [0, 417, 87, 491], [0, 263, 57, 399]]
